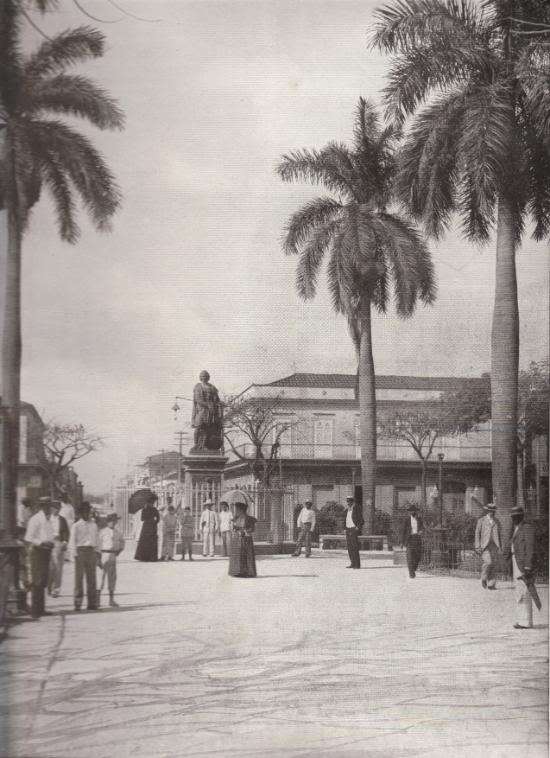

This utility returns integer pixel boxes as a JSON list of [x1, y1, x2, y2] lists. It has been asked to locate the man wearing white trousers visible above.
[[200, 500, 219, 557], [505, 506, 537, 630]]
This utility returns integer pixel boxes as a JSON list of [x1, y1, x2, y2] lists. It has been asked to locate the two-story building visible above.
[[0, 401, 47, 509], [223, 373, 493, 537]]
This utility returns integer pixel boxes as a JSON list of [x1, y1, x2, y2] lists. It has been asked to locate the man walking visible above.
[[475, 503, 502, 589], [345, 495, 364, 569], [99, 513, 125, 607], [401, 504, 423, 579], [48, 500, 70, 598], [200, 499, 218, 557], [70, 502, 101, 611], [218, 502, 233, 557], [178, 506, 194, 560], [292, 500, 316, 557], [505, 506, 538, 630], [24, 497, 55, 618]]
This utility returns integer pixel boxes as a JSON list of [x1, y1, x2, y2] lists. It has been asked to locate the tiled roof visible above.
[[266, 373, 488, 391]]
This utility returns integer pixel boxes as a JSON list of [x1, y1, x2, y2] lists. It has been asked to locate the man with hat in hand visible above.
[[475, 503, 502, 589], [292, 500, 316, 557], [24, 496, 55, 618], [200, 499, 218, 557], [504, 506, 538, 629], [345, 495, 364, 569], [400, 504, 424, 579]]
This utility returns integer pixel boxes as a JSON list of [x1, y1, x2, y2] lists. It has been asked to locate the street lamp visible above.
[[437, 453, 445, 525]]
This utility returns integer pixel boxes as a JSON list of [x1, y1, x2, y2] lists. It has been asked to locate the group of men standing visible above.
[[23, 497, 125, 618], [198, 500, 234, 557]]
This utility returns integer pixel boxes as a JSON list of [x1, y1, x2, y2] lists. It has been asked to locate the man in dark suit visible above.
[[504, 506, 537, 629], [345, 495, 364, 569], [400, 504, 424, 579]]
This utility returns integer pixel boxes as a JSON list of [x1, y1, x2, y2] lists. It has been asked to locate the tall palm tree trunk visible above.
[[490, 194, 519, 514], [358, 298, 376, 533], [0, 139, 22, 543]]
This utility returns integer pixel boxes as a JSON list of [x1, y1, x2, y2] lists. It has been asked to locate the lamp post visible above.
[[437, 453, 445, 525]]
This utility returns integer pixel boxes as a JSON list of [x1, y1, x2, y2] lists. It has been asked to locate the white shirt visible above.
[[70, 519, 100, 552], [410, 516, 418, 535], [346, 508, 355, 528], [25, 510, 55, 547], [219, 511, 233, 532], [200, 509, 218, 530], [298, 507, 316, 529], [99, 526, 125, 553]]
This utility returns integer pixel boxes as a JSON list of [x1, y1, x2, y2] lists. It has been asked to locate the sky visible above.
[[7, 0, 549, 492]]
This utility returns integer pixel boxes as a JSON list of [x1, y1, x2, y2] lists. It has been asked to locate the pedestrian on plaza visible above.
[[400, 503, 423, 579], [344, 495, 364, 569], [134, 495, 160, 562], [292, 500, 316, 557], [475, 503, 502, 589], [178, 506, 194, 560], [200, 499, 219, 557], [218, 502, 233, 557], [228, 502, 257, 577], [504, 506, 539, 630], [99, 513, 125, 607], [48, 500, 70, 598], [160, 505, 178, 561], [24, 497, 55, 618], [70, 502, 101, 611]]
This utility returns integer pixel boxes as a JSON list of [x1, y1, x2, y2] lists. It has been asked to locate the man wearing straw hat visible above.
[[474, 502, 502, 590]]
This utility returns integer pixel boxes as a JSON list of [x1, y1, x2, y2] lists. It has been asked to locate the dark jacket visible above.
[[400, 514, 424, 547], [345, 504, 364, 534], [55, 514, 70, 543], [506, 522, 536, 574]]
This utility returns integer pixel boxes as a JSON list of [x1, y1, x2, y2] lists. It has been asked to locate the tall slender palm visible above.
[[0, 0, 123, 539], [370, 0, 550, 513], [277, 98, 435, 532]]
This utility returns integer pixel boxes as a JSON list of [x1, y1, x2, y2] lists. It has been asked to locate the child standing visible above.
[[98, 513, 125, 607]]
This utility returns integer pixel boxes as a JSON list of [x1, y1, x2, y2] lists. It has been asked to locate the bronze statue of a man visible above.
[[191, 371, 223, 451]]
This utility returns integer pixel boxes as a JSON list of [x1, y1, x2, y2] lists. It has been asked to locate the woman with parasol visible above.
[[228, 500, 257, 578]]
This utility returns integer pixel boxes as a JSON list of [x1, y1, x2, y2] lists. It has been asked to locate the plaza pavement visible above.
[[1, 547, 548, 758]]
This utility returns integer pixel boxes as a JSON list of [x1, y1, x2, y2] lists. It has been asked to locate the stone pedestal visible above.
[[183, 452, 227, 537]]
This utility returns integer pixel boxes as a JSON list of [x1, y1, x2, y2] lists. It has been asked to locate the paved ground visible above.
[[1, 548, 548, 758]]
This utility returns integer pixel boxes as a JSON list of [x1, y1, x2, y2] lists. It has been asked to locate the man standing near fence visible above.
[[218, 502, 233, 557], [475, 503, 502, 589], [200, 500, 218, 557], [292, 500, 316, 558], [400, 504, 423, 579]]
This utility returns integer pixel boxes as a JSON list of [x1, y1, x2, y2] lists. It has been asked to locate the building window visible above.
[[314, 417, 334, 458]]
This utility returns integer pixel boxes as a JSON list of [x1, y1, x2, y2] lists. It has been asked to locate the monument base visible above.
[[183, 452, 228, 537]]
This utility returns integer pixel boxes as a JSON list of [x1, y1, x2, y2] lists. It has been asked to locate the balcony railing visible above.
[[227, 442, 491, 462]]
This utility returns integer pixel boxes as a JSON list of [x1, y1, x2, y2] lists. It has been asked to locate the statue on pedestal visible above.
[[191, 370, 223, 453]]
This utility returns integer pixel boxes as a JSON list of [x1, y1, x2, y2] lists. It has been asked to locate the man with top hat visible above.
[[199, 499, 219, 557], [475, 502, 502, 589], [345, 495, 364, 569], [504, 506, 538, 629], [400, 503, 424, 579], [98, 513, 125, 607], [292, 500, 316, 557], [24, 496, 55, 618]]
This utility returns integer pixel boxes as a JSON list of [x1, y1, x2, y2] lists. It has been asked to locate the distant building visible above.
[[224, 373, 493, 538], [0, 400, 47, 507]]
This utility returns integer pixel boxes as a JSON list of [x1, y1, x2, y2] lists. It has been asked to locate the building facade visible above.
[[223, 373, 494, 538]]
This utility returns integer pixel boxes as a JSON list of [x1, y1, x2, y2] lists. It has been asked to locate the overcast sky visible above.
[[11, 0, 549, 493]]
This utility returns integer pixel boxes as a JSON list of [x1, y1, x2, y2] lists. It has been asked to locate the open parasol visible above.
[[220, 488, 254, 507], [128, 488, 158, 514]]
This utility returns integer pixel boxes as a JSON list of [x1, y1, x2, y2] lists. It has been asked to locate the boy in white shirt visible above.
[[98, 513, 125, 607]]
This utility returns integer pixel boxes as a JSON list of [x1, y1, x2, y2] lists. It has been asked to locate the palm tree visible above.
[[0, 0, 123, 539], [370, 0, 550, 514], [277, 98, 435, 533]]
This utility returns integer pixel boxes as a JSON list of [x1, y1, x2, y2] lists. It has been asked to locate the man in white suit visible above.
[[200, 500, 219, 557], [475, 503, 502, 589]]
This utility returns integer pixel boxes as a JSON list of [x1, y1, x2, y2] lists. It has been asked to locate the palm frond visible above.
[[24, 26, 105, 79], [295, 218, 341, 299], [277, 144, 357, 200], [21, 118, 121, 231], [370, 0, 485, 54], [519, 105, 550, 240], [0, 0, 23, 113], [282, 197, 343, 255], [19, 74, 125, 130], [353, 97, 381, 152]]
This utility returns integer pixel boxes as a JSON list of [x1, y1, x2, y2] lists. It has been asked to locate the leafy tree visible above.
[[0, 1, 123, 537], [370, 0, 550, 513], [277, 98, 435, 532], [223, 394, 295, 489]]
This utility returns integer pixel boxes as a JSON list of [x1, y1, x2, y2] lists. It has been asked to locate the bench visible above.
[[320, 534, 388, 551]]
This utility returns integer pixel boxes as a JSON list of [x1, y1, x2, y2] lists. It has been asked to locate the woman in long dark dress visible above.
[[134, 500, 160, 561], [228, 502, 257, 577]]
